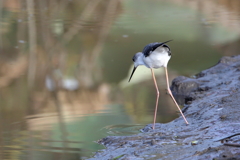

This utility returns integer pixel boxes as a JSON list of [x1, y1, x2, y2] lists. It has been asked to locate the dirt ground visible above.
[[89, 55, 240, 160]]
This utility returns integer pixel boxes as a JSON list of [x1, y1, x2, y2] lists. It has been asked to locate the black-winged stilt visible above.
[[128, 40, 189, 129]]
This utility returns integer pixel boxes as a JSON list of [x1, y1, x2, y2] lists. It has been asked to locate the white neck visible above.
[[134, 52, 146, 67]]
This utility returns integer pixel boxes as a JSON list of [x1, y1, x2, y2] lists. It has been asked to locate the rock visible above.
[[171, 76, 199, 96], [88, 56, 240, 160], [170, 76, 199, 105]]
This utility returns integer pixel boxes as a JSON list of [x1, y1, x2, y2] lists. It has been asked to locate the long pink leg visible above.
[[150, 68, 160, 129], [164, 67, 189, 124]]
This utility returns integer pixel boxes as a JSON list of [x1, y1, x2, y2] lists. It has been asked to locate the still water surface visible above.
[[1, 0, 240, 159]]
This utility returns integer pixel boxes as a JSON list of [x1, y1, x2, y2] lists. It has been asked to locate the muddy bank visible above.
[[89, 56, 240, 160]]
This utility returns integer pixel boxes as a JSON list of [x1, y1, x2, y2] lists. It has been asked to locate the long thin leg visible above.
[[164, 67, 189, 124], [150, 68, 160, 129]]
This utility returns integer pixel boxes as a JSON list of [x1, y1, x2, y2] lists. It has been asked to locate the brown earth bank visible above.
[[88, 55, 240, 160]]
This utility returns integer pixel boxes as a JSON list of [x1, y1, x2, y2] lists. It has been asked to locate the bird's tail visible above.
[[161, 39, 173, 45]]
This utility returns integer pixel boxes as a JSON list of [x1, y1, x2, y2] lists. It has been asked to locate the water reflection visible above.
[[0, 0, 240, 159]]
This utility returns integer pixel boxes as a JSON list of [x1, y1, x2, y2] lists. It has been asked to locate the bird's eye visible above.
[[132, 56, 135, 62]]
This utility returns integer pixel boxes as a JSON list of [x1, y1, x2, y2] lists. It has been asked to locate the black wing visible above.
[[142, 40, 172, 57]]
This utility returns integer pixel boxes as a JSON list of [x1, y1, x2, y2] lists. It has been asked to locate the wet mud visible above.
[[89, 56, 240, 160]]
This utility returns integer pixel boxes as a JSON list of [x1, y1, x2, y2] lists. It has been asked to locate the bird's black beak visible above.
[[128, 66, 137, 82]]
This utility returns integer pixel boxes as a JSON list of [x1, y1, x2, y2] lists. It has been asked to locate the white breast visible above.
[[143, 48, 171, 68]]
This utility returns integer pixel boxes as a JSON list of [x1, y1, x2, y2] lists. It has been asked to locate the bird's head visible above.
[[128, 52, 144, 82]]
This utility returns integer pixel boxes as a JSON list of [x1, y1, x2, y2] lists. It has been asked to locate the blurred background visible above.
[[0, 0, 240, 159]]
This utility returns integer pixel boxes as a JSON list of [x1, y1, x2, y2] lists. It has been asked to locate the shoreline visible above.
[[89, 55, 240, 160]]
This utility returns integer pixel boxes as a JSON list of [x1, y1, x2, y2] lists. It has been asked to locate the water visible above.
[[0, 0, 240, 159]]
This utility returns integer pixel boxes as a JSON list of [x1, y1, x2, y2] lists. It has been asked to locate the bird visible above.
[[128, 40, 189, 129]]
